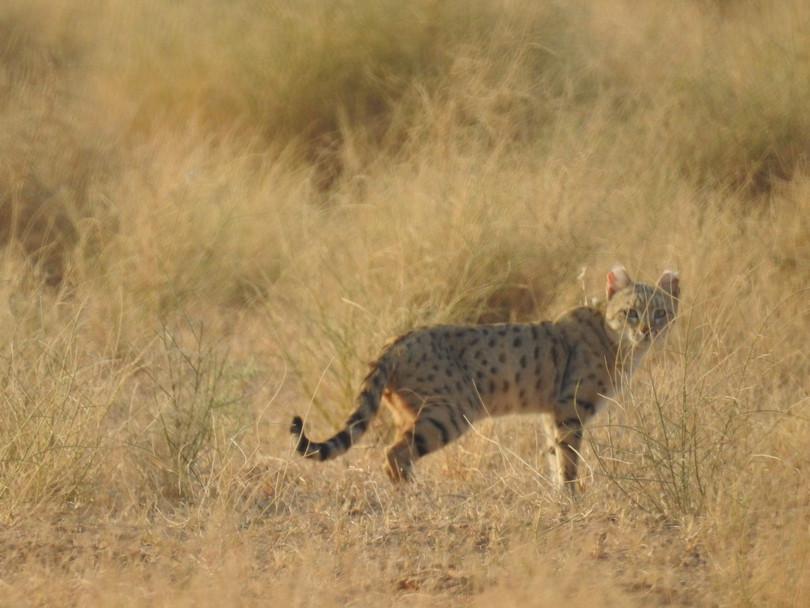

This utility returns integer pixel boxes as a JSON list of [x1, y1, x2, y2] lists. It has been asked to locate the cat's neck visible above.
[[613, 339, 650, 386]]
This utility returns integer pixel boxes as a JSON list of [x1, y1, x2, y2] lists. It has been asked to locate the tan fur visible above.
[[291, 265, 680, 490]]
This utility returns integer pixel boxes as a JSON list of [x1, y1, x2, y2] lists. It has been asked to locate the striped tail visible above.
[[290, 357, 392, 462]]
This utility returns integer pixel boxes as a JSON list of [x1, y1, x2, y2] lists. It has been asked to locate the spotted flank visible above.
[[290, 265, 680, 490]]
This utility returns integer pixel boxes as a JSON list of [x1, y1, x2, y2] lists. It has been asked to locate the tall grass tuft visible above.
[[137, 318, 247, 500]]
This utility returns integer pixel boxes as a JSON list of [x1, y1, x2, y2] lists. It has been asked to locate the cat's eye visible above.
[[654, 309, 667, 322], [626, 309, 639, 323]]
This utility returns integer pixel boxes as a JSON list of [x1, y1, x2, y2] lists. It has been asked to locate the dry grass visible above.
[[0, 0, 808, 605]]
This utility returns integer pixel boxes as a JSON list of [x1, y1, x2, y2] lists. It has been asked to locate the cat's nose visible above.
[[640, 325, 650, 335]]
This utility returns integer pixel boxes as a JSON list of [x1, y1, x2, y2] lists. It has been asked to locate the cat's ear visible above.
[[606, 264, 633, 300], [657, 270, 680, 299]]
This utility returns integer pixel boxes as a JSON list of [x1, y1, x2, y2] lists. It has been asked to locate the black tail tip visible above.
[[290, 415, 320, 459], [290, 415, 304, 436]]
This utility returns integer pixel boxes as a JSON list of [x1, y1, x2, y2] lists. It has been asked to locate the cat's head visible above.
[[604, 265, 680, 349]]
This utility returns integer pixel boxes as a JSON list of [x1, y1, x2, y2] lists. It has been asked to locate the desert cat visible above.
[[291, 265, 679, 489]]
